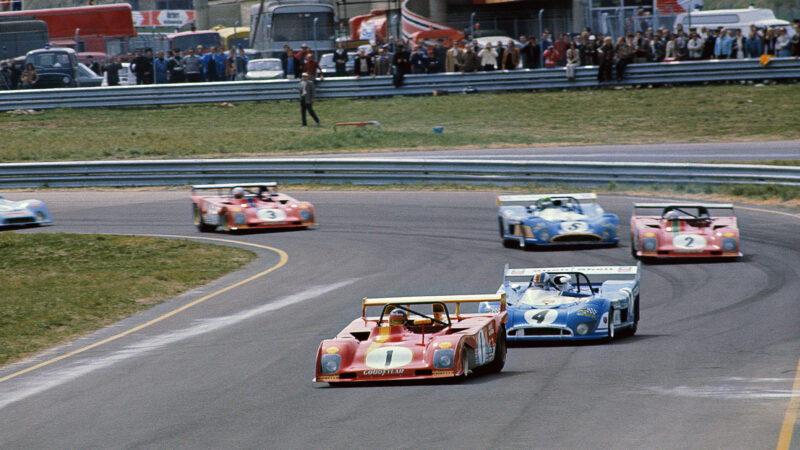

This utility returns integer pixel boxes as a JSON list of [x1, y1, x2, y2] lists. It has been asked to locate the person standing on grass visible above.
[[298, 73, 320, 127]]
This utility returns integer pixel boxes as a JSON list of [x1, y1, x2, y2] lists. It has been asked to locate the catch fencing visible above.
[[0, 158, 797, 188], [1, 57, 799, 111]]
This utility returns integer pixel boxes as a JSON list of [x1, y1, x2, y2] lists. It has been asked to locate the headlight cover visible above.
[[433, 348, 455, 369], [642, 237, 657, 251], [539, 229, 551, 242], [721, 238, 737, 251], [320, 353, 341, 374], [233, 212, 247, 225], [300, 209, 312, 221], [575, 322, 592, 336]]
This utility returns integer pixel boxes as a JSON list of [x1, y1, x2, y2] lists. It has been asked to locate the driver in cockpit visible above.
[[551, 274, 573, 293], [532, 272, 572, 295], [532, 272, 552, 289], [388, 308, 408, 327]]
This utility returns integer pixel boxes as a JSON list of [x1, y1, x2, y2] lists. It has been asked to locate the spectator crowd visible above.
[[2, 18, 799, 89], [311, 19, 800, 83]]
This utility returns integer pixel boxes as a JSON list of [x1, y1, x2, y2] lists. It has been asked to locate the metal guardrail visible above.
[[0, 158, 797, 188], [1, 58, 799, 111]]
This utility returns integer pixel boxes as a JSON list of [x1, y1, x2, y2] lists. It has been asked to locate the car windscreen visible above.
[[28, 52, 72, 69], [272, 12, 334, 41], [173, 33, 220, 50], [248, 60, 282, 71]]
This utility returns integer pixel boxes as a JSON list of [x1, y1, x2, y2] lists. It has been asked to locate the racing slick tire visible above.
[[485, 325, 506, 374], [502, 239, 518, 249], [193, 205, 215, 233], [607, 307, 615, 343], [459, 347, 474, 381], [219, 211, 232, 233], [630, 234, 639, 259], [630, 295, 640, 336]]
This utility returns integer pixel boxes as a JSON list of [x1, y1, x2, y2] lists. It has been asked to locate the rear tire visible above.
[[486, 325, 506, 374], [193, 205, 215, 232]]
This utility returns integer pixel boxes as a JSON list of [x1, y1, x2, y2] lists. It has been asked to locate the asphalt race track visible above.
[[1, 190, 799, 449]]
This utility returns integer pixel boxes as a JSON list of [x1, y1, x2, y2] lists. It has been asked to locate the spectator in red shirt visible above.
[[303, 52, 322, 80], [554, 33, 569, 65], [543, 45, 560, 67]]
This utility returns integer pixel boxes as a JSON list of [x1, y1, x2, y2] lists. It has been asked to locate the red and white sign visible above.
[[133, 10, 195, 27]]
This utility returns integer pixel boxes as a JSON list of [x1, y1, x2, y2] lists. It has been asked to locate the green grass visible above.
[[2, 83, 800, 162], [0, 233, 256, 366]]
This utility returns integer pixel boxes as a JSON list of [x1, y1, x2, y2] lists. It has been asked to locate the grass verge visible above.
[[2, 83, 799, 162], [0, 233, 256, 367]]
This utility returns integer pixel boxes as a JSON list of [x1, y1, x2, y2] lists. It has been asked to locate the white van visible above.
[[674, 7, 793, 35]]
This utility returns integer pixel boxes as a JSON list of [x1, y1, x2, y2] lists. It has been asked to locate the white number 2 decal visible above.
[[673, 234, 707, 249]]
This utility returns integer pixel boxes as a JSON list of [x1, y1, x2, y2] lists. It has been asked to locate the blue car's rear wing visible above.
[[497, 193, 597, 207], [502, 263, 640, 286]]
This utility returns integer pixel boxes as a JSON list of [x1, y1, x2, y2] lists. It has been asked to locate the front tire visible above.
[[630, 295, 640, 336], [630, 234, 639, 259], [193, 205, 215, 232], [607, 307, 615, 343]]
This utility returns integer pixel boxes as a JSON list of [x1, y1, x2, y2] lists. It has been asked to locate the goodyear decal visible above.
[[433, 370, 454, 376], [318, 375, 339, 381], [363, 369, 405, 376]]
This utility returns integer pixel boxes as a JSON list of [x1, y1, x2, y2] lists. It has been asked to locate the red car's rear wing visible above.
[[191, 182, 278, 191], [633, 203, 735, 216], [362, 294, 506, 318]]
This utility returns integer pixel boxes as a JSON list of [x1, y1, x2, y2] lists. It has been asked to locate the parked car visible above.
[[319, 52, 356, 76], [244, 58, 284, 80], [25, 47, 80, 88], [76, 62, 103, 87], [674, 8, 793, 37], [103, 62, 136, 86]]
